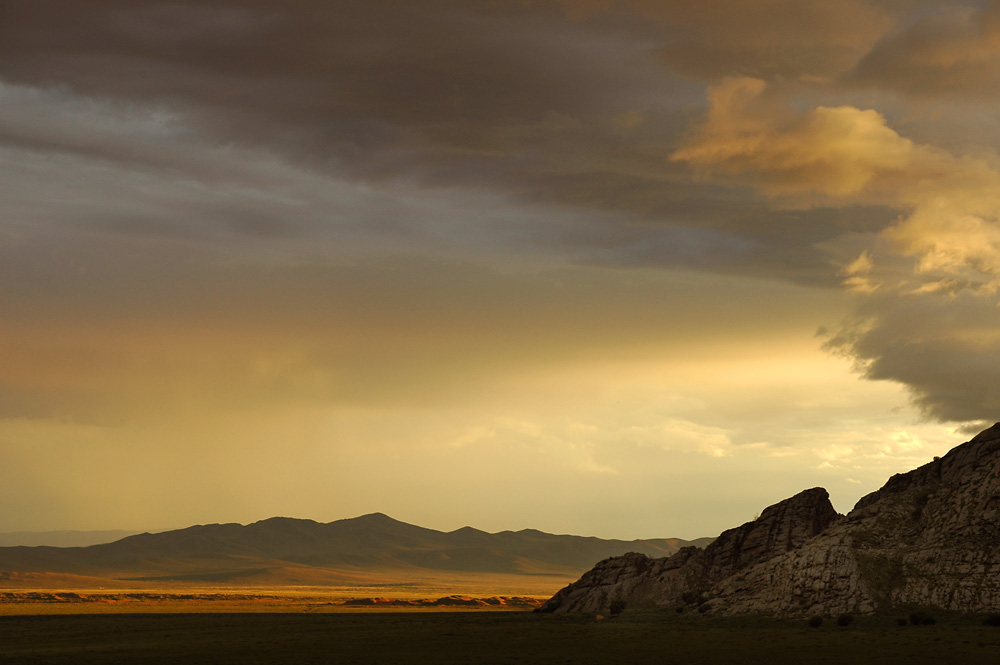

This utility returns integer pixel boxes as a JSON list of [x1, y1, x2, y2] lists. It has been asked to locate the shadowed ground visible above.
[[3, 610, 1000, 664]]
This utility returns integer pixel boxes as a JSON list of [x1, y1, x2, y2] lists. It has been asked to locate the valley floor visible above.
[[3, 609, 1000, 664]]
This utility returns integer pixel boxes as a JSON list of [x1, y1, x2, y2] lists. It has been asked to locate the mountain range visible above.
[[0, 513, 711, 589]]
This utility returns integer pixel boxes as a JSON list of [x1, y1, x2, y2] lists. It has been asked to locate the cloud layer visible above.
[[2, 0, 999, 535]]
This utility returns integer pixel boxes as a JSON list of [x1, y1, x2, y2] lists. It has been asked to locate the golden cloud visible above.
[[672, 77, 1000, 291]]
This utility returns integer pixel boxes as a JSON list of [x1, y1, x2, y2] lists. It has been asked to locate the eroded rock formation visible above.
[[539, 423, 1000, 616], [537, 487, 840, 613]]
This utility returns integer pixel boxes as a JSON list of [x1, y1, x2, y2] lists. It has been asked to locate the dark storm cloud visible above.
[[0, 0, 899, 275], [0, 1, 659, 163], [825, 289, 1000, 424], [553, 0, 894, 81]]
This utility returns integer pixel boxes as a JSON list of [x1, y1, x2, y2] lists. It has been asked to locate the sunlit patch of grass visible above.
[[0, 589, 548, 615]]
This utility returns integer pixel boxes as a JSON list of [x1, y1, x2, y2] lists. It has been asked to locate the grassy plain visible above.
[[4, 609, 1000, 664], [4, 573, 1000, 664], [0, 570, 569, 615], [0, 590, 543, 615]]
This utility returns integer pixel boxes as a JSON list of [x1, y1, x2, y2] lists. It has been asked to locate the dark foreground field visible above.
[[4, 610, 1000, 665]]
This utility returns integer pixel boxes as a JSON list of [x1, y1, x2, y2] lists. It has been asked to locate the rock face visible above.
[[539, 423, 1000, 616], [537, 487, 840, 613]]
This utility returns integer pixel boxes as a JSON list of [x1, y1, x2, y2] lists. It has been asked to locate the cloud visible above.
[[825, 289, 1000, 423], [672, 76, 1000, 204], [554, 0, 894, 81], [671, 77, 922, 199], [848, 1, 1000, 96], [4, 1, 999, 536], [0, 2, 980, 265], [673, 77, 1000, 423], [0, 1, 682, 177], [6, 4, 997, 428], [672, 76, 1000, 286], [0, 232, 848, 425], [840, 251, 880, 294], [0, 0, 903, 287]]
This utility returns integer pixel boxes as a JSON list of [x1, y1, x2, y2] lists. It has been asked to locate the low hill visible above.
[[0, 514, 711, 588]]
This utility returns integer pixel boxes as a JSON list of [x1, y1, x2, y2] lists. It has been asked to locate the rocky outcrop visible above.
[[537, 488, 840, 613], [540, 423, 1000, 616], [711, 422, 1000, 616]]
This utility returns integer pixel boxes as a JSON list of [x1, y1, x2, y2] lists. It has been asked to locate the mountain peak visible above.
[[338, 512, 410, 527], [356, 512, 393, 520], [250, 517, 320, 527], [970, 421, 1000, 443]]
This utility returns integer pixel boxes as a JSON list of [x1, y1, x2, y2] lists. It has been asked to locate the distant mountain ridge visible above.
[[0, 513, 712, 586]]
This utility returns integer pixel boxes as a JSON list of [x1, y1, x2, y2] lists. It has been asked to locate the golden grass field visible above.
[[0, 570, 570, 615]]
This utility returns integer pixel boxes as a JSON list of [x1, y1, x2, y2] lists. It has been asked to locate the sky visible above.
[[2, 0, 1000, 540]]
